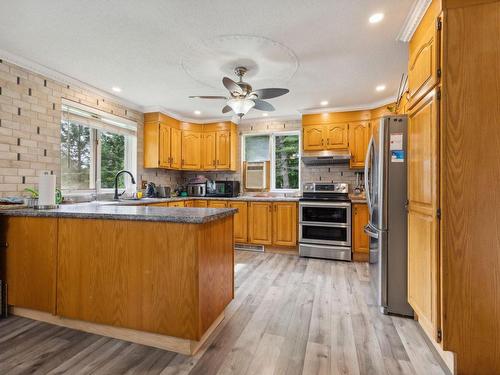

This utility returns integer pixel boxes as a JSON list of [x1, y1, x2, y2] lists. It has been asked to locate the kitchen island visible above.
[[0, 204, 236, 355]]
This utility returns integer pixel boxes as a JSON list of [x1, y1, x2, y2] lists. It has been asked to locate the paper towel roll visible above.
[[38, 172, 56, 206]]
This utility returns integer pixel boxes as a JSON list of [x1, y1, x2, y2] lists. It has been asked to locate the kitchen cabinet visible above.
[[216, 130, 231, 169], [352, 204, 369, 261], [2, 217, 57, 313], [272, 202, 297, 246], [248, 202, 273, 245], [201, 132, 216, 170], [349, 122, 371, 168], [168, 201, 185, 207], [170, 127, 182, 169], [181, 130, 202, 170], [158, 124, 171, 168], [184, 200, 194, 207], [303, 123, 348, 151], [207, 200, 227, 208], [228, 201, 248, 243], [193, 200, 208, 208], [144, 113, 182, 169], [407, 88, 440, 342]]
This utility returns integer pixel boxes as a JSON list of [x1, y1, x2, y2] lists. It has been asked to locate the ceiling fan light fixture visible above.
[[227, 98, 255, 117]]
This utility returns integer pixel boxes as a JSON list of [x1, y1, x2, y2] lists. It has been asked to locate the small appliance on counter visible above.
[[187, 182, 206, 197], [145, 182, 157, 198], [156, 185, 171, 198], [207, 181, 240, 197]]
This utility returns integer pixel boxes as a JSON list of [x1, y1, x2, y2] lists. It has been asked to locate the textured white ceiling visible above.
[[0, 0, 412, 121]]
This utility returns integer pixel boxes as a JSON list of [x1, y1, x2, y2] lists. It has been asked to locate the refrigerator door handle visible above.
[[364, 223, 379, 238], [364, 136, 374, 213]]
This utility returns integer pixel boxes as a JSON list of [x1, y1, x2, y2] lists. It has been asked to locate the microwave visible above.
[[208, 181, 240, 197]]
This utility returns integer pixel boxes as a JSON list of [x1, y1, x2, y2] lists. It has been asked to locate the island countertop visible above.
[[0, 202, 237, 224]]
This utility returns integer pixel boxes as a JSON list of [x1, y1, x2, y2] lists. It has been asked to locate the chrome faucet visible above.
[[113, 170, 136, 200]]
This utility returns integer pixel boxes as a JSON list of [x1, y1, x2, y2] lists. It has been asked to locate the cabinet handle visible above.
[[321, 139, 324, 146], [327, 139, 330, 145]]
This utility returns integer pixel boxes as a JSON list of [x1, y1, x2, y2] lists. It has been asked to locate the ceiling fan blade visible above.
[[222, 105, 232, 114], [253, 99, 275, 112], [252, 88, 289, 100], [223, 77, 243, 95], [189, 95, 227, 99]]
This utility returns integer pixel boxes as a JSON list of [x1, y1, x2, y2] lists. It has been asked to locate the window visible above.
[[242, 131, 300, 191], [60, 103, 137, 194]]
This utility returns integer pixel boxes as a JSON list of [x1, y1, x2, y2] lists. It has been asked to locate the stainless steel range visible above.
[[299, 182, 352, 261]]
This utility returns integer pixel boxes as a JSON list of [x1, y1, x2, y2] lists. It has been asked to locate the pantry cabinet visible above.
[[228, 201, 248, 243], [349, 122, 371, 168], [352, 204, 369, 261]]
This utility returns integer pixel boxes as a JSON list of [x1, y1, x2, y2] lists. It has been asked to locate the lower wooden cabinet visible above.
[[193, 200, 208, 208], [272, 202, 297, 246], [352, 204, 369, 262], [2, 217, 57, 313], [228, 201, 248, 243], [168, 201, 185, 207], [207, 200, 227, 208], [248, 202, 273, 245], [184, 200, 194, 207]]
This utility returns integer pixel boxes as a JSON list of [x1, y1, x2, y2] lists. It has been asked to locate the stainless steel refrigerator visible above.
[[364, 116, 413, 317]]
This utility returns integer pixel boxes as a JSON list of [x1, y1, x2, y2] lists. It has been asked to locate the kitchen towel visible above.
[[38, 172, 56, 206]]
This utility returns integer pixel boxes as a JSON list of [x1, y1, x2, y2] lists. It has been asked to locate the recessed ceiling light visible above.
[[262, 113, 268, 117], [320, 100, 329, 106], [112, 86, 122, 93], [369, 13, 384, 24], [376, 84, 386, 92], [194, 110, 201, 115]]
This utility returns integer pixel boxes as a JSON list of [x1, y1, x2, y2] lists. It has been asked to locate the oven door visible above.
[[299, 201, 351, 225], [299, 223, 351, 247]]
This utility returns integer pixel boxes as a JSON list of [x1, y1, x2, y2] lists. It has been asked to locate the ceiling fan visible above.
[[189, 66, 289, 118]]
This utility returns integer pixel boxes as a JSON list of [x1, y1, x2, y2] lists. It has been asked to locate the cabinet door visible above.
[[272, 202, 297, 247], [181, 131, 202, 170], [193, 200, 208, 208], [248, 202, 272, 245], [147, 202, 169, 207], [168, 201, 185, 207], [352, 204, 369, 261], [407, 89, 440, 341], [228, 201, 248, 243], [349, 122, 371, 168], [202, 132, 217, 170], [216, 130, 231, 169], [159, 124, 171, 168], [3, 217, 57, 313], [170, 127, 182, 169], [408, 15, 441, 109], [325, 123, 348, 149], [207, 200, 227, 208], [184, 200, 194, 207], [303, 125, 325, 151]]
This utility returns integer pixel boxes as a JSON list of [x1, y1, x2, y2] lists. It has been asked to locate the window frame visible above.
[[60, 120, 137, 196], [241, 130, 301, 193]]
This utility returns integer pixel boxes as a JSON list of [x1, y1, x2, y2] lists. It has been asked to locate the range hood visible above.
[[301, 150, 352, 165]]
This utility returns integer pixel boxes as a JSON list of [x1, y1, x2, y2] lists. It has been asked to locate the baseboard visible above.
[[11, 307, 224, 356]]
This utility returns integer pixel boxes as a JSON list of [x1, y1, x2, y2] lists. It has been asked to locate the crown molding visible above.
[[397, 0, 432, 42], [0, 48, 144, 112], [298, 97, 395, 115], [239, 114, 301, 125]]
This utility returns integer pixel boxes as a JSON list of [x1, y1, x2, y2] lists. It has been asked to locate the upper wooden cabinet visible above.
[[352, 203, 369, 262], [181, 129, 202, 170], [272, 202, 297, 247], [349, 122, 371, 168], [303, 123, 349, 151], [248, 202, 273, 245], [408, 9, 441, 109], [144, 114, 237, 171]]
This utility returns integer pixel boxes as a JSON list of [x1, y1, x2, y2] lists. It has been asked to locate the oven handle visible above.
[[299, 222, 350, 228], [299, 201, 351, 208]]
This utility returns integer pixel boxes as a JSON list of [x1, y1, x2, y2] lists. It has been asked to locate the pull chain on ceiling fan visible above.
[[189, 66, 289, 118]]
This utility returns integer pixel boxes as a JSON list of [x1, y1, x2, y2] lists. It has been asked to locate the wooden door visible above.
[[202, 132, 216, 170], [216, 130, 231, 169], [181, 131, 201, 170], [170, 127, 182, 169], [352, 204, 369, 261], [159, 123, 171, 168], [408, 14, 441, 109], [3, 217, 57, 313], [248, 202, 272, 245], [303, 125, 325, 151], [193, 200, 208, 208], [228, 201, 248, 243], [272, 202, 297, 247], [349, 122, 371, 168], [207, 200, 227, 208], [325, 123, 349, 149], [407, 89, 440, 341], [168, 201, 185, 207]]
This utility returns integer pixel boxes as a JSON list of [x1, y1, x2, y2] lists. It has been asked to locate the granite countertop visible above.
[[94, 196, 301, 206], [0, 202, 237, 224]]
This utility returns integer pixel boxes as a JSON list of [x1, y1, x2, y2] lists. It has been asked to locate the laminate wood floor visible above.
[[0, 251, 447, 375]]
